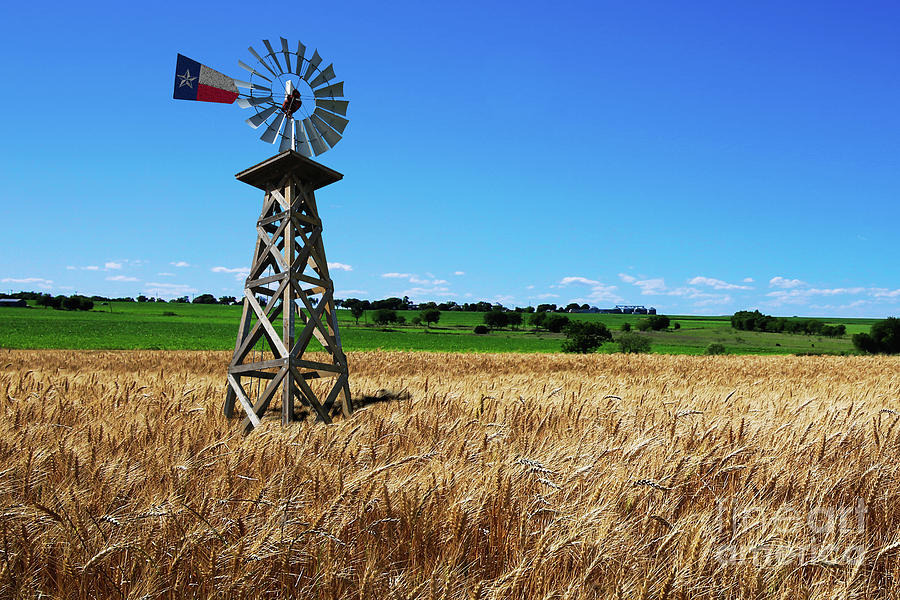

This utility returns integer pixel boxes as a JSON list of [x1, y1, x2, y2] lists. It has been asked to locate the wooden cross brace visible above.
[[223, 151, 351, 433]]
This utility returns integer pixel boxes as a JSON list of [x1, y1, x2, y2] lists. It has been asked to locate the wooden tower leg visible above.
[[223, 151, 351, 433]]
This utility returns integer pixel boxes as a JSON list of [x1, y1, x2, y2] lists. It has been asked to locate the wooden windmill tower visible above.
[[174, 38, 353, 432]]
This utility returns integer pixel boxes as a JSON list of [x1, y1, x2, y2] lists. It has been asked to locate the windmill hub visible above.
[[281, 81, 303, 117]]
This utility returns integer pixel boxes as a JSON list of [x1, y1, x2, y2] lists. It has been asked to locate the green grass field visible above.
[[0, 301, 878, 354]]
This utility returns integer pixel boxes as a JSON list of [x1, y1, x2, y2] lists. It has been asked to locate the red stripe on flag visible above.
[[197, 84, 238, 104]]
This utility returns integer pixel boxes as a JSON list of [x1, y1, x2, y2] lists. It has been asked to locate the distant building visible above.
[[595, 304, 657, 315], [0, 299, 27, 308]]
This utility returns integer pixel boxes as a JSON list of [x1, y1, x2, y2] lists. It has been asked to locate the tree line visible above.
[[730, 310, 846, 337]]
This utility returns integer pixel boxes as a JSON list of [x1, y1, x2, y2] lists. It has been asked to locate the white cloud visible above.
[[157, 272, 175, 277], [106, 275, 139, 282], [873, 288, 900, 298], [328, 262, 353, 271], [619, 275, 668, 295], [559, 276, 600, 286], [66, 266, 76, 270], [766, 286, 869, 306], [743, 277, 754, 283], [533, 293, 560, 299], [211, 266, 249, 282], [385, 272, 449, 286], [454, 271, 465, 276], [336, 289, 368, 296], [83, 266, 100, 271], [494, 294, 516, 304], [693, 295, 733, 307], [526, 285, 535, 290], [688, 276, 752, 290], [402, 286, 456, 298], [619, 273, 727, 301], [2, 277, 52, 285], [143, 282, 198, 297], [105, 262, 122, 270], [170, 261, 190, 268], [585, 285, 623, 304], [410, 276, 448, 285], [769, 276, 806, 289]]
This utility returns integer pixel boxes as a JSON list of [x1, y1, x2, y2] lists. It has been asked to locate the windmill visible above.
[[173, 38, 352, 432]]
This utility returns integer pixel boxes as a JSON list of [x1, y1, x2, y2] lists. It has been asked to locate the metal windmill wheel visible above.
[[236, 38, 349, 156]]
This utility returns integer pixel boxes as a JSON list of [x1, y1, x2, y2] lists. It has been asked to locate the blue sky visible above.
[[1, 1, 898, 316]]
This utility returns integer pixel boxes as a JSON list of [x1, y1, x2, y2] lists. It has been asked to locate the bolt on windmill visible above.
[[173, 38, 352, 433]]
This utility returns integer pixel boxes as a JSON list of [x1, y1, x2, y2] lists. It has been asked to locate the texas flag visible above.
[[173, 54, 239, 104]]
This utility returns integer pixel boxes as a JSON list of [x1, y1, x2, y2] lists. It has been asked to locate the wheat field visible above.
[[1, 349, 900, 599]]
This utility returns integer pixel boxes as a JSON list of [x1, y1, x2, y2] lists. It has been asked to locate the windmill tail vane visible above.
[[172, 38, 349, 157]]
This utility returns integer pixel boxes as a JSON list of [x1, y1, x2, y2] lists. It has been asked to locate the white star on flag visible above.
[[177, 69, 196, 88]]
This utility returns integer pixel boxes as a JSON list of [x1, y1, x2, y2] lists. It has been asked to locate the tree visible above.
[[673, 321, 681, 330], [193, 294, 217, 304], [640, 314, 670, 331], [536, 303, 557, 313], [506, 312, 522, 329], [529, 312, 547, 329], [544, 314, 570, 333], [854, 317, 900, 354], [565, 303, 581, 312], [411, 316, 422, 326], [137, 295, 148, 303], [474, 325, 489, 334], [621, 322, 632, 332], [373, 308, 398, 326], [562, 322, 612, 353], [618, 333, 651, 354], [350, 305, 365, 325], [484, 310, 508, 330], [706, 343, 726, 355], [219, 295, 237, 305], [421, 308, 441, 328]]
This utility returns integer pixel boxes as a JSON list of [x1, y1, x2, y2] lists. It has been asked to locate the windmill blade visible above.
[[302, 50, 322, 82], [311, 113, 342, 147], [309, 63, 336, 89], [303, 118, 328, 155], [237, 60, 272, 83], [262, 39, 282, 72], [280, 37, 292, 73], [313, 107, 349, 133], [236, 95, 273, 108], [248, 46, 279, 78], [293, 119, 312, 157], [246, 105, 279, 129], [234, 79, 272, 92], [279, 117, 294, 152], [261, 112, 287, 143], [294, 41, 306, 75], [313, 81, 343, 99], [314, 98, 349, 116]]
